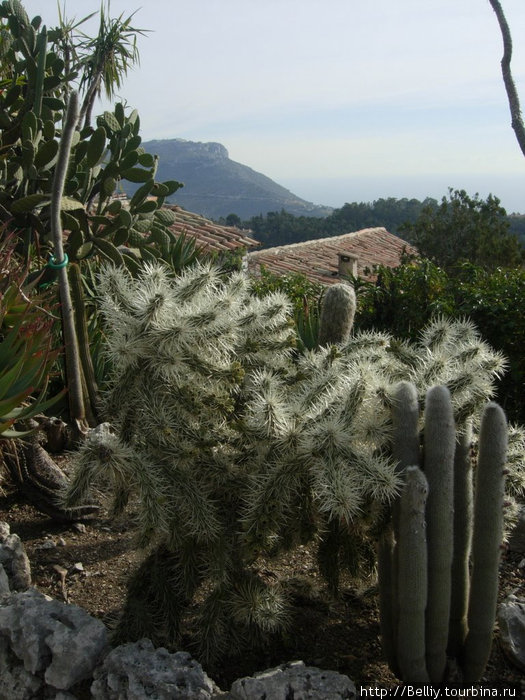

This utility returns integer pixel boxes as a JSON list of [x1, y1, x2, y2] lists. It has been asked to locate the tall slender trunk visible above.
[[50, 91, 89, 440], [488, 0, 525, 157]]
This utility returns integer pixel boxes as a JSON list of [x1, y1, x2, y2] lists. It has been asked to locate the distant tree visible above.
[[224, 213, 242, 227], [241, 198, 434, 249], [489, 0, 525, 157], [399, 188, 522, 270]]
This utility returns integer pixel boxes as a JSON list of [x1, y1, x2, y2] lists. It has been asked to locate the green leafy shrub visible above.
[[250, 267, 324, 351], [398, 188, 523, 270], [353, 256, 455, 339], [450, 263, 525, 423], [354, 258, 525, 423]]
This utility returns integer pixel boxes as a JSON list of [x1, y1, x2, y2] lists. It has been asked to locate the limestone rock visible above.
[[0, 588, 108, 691], [0, 563, 9, 595], [498, 594, 525, 672], [0, 521, 31, 591], [0, 635, 44, 700], [508, 505, 525, 553], [229, 660, 356, 700], [91, 638, 224, 699]]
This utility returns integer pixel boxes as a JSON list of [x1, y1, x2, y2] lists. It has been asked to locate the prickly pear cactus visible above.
[[0, 2, 182, 270]]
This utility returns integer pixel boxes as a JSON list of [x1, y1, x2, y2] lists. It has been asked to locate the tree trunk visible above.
[[50, 91, 89, 440], [488, 0, 525, 157]]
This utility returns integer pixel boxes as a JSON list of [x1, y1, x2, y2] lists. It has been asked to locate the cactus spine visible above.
[[380, 383, 508, 684], [318, 283, 356, 346]]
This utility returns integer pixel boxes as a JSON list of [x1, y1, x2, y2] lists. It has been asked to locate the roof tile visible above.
[[166, 205, 259, 253], [247, 227, 417, 284]]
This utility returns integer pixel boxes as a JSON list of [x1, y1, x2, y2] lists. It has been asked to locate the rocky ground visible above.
[[1, 479, 524, 693]]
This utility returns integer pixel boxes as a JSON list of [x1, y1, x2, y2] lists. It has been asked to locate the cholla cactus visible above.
[[63, 261, 400, 662], [355, 316, 523, 527], [412, 317, 508, 426], [63, 268, 523, 664]]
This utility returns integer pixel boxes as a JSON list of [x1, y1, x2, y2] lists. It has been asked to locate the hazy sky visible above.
[[22, 0, 525, 212]]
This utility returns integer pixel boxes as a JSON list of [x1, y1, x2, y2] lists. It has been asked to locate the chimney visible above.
[[338, 253, 358, 278]]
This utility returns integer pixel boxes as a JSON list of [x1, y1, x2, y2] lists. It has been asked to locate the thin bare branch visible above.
[[488, 0, 525, 157]]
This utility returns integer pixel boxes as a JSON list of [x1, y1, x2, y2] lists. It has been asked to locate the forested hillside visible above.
[[227, 195, 525, 250]]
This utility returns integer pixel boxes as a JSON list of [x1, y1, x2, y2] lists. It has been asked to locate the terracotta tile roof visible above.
[[165, 205, 259, 253], [247, 227, 417, 285]]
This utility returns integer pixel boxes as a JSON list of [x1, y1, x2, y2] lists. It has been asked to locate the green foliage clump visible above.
[[353, 255, 455, 339], [399, 188, 523, 270], [250, 267, 324, 352], [241, 197, 436, 248], [354, 258, 525, 423], [0, 0, 182, 271]]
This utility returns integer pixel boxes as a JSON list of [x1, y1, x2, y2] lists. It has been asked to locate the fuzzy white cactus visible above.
[[63, 262, 400, 661], [62, 264, 523, 664]]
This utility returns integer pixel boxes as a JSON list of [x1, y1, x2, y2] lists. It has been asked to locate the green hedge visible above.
[[354, 259, 525, 423], [250, 259, 525, 423]]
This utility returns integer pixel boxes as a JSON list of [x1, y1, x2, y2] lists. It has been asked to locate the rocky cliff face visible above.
[[135, 139, 332, 220]]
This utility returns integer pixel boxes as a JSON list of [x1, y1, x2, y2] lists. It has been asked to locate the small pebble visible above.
[[72, 523, 87, 534], [57, 537, 67, 547], [70, 562, 84, 574]]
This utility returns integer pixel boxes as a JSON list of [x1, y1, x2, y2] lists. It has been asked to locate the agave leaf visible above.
[[0, 426, 37, 438], [0, 387, 35, 416], [0, 350, 28, 400]]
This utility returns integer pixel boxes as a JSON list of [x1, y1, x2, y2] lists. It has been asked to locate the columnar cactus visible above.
[[379, 383, 508, 684], [396, 465, 429, 682], [462, 402, 507, 683], [448, 421, 473, 657], [423, 386, 455, 684], [318, 282, 356, 346]]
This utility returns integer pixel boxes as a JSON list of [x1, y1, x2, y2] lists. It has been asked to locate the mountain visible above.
[[139, 139, 332, 220]]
